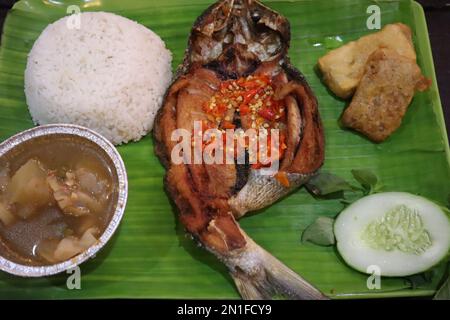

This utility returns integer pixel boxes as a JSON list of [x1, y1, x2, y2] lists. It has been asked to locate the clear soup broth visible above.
[[0, 134, 118, 266]]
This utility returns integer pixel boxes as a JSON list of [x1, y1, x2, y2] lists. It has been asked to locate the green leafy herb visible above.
[[305, 172, 353, 196], [351, 169, 382, 194], [303, 169, 383, 247], [306, 169, 382, 200], [301, 216, 335, 246]]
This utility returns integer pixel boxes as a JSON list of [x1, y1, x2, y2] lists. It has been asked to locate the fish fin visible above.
[[232, 273, 271, 300], [229, 245, 328, 300]]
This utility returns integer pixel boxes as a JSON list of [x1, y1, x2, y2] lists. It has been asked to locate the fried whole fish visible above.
[[154, 0, 325, 299]]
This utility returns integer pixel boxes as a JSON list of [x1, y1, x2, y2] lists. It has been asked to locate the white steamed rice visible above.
[[25, 12, 172, 145]]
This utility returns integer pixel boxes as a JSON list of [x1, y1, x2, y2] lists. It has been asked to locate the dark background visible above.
[[0, 0, 448, 141], [421, 0, 450, 141]]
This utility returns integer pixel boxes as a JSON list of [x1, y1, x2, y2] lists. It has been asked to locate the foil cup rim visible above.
[[0, 124, 128, 277]]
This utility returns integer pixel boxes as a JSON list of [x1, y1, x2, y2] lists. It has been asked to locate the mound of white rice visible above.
[[25, 12, 172, 145]]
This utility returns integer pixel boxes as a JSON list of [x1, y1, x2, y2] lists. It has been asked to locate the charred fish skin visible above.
[[153, 0, 326, 300]]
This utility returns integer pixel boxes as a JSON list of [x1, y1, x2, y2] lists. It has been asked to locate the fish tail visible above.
[[226, 236, 328, 300]]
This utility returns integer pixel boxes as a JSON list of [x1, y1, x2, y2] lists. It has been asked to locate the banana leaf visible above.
[[0, 0, 448, 299]]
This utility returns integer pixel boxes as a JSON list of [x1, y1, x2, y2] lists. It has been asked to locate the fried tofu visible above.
[[318, 23, 416, 99], [341, 48, 430, 142]]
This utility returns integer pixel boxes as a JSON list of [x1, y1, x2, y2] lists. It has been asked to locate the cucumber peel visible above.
[[334, 192, 450, 277]]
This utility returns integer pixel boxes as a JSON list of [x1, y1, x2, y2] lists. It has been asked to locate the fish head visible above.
[[187, 0, 290, 78]]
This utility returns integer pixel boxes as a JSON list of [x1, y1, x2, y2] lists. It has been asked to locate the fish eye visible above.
[[251, 11, 261, 23]]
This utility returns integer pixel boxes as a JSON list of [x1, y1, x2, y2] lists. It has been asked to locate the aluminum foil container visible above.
[[0, 124, 128, 277]]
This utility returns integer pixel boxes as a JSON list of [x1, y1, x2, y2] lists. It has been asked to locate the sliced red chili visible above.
[[239, 105, 250, 115], [242, 89, 259, 104], [258, 108, 276, 121]]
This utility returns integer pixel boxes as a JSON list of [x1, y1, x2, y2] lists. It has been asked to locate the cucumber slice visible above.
[[334, 192, 450, 277]]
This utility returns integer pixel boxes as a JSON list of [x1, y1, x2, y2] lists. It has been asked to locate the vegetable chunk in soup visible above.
[[0, 138, 117, 265]]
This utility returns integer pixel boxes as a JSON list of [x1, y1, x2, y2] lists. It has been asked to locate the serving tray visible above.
[[0, 0, 448, 299]]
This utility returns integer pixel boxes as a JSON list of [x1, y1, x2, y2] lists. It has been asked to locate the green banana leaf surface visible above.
[[0, 0, 448, 299]]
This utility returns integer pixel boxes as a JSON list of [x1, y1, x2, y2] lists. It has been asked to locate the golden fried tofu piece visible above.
[[318, 23, 416, 99], [341, 48, 430, 143]]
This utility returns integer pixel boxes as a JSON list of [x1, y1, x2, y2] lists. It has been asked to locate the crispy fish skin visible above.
[[153, 0, 325, 300], [341, 48, 430, 142]]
